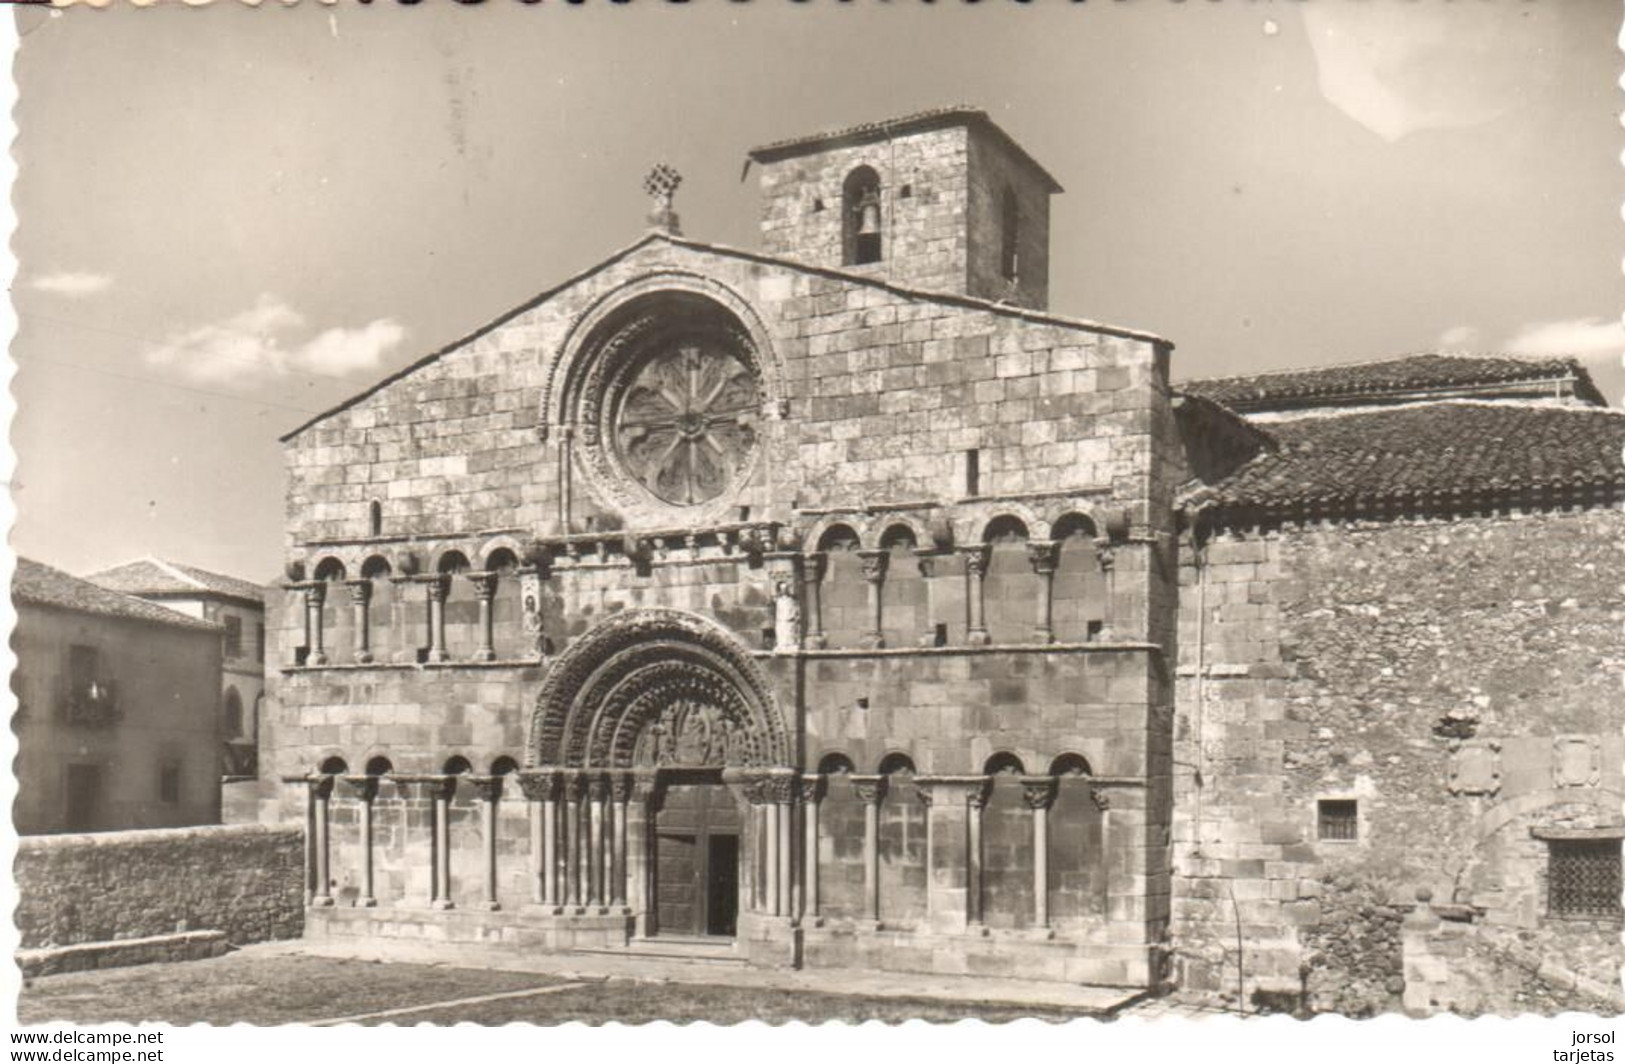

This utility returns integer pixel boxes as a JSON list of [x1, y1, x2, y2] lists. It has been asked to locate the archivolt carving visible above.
[[528, 609, 788, 770]]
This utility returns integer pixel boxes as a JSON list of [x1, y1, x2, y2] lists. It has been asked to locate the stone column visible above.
[[610, 773, 632, 909], [857, 550, 887, 649], [802, 552, 827, 649], [432, 776, 456, 909], [347, 581, 373, 664], [915, 785, 935, 919], [471, 775, 503, 911], [587, 773, 609, 911], [468, 572, 498, 662], [517, 770, 560, 907], [426, 577, 451, 663], [563, 772, 585, 911], [1094, 539, 1117, 642], [768, 773, 795, 919], [304, 583, 328, 666], [915, 553, 939, 647], [630, 774, 659, 935], [961, 546, 990, 646], [852, 775, 887, 927], [966, 777, 990, 929], [1022, 776, 1057, 930], [799, 775, 824, 924], [311, 774, 335, 906], [1027, 540, 1058, 645], [762, 779, 781, 918], [345, 776, 380, 907]]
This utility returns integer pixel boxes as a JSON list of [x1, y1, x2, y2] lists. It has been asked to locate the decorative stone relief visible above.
[[1553, 735, 1601, 789], [1446, 739, 1501, 797]]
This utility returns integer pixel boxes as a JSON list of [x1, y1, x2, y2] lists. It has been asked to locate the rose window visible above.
[[610, 341, 759, 507]]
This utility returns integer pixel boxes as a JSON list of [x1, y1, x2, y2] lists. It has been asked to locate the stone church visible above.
[[268, 109, 1625, 1009]]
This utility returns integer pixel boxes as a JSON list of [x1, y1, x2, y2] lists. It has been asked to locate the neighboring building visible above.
[[12, 558, 223, 834], [261, 109, 1625, 1009], [89, 558, 267, 778]]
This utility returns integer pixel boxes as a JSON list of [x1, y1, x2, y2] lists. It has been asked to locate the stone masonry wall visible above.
[[15, 824, 304, 949], [1172, 506, 1625, 1009]]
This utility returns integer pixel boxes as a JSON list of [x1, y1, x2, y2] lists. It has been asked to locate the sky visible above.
[[10, 0, 1622, 583]]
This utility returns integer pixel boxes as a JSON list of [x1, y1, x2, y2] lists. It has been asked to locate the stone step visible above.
[[572, 937, 746, 965]]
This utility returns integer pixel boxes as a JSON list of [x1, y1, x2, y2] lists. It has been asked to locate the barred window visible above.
[[222, 616, 242, 660], [1318, 799, 1358, 841], [1549, 840, 1622, 918]]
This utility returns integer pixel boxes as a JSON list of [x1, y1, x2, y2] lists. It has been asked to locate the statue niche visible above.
[[637, 700, 749, 768]]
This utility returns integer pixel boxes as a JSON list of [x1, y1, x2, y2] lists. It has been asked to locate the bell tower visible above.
[[747, 107, 1062, 310]]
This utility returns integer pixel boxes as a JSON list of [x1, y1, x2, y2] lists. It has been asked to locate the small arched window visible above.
[[843, 166, 883, 266], [999, 186, 1019, 281], [368, 500, 383, 537]]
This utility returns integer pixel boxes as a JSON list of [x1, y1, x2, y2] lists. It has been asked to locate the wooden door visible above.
[[651, 775, 741, 937]]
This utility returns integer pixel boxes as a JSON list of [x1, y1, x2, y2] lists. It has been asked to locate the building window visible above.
[[68, 644, 98, 695], [159, 762, 182, 805], [842, 166, 883, 266], [368, 499, 383, 537], [965, 448, 981, 497], [223, 688, 243, 738], [255, 622, 266, 664], [65, 764, 102, 831], [1549, 839, 1622, 918], [1000, 187, 1020, 281], [222, 616, 243, 660], [1317, 799, 1358, 841]]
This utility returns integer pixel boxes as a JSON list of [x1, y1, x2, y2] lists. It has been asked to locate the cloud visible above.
[[30, 271, 113, 296], [1436, 325, 1480, 349], [1504, 316, 1625, 409], [1302, 3, 1561, 142], [1503, 316, 1625, 359], [145, 294, 406, 383]]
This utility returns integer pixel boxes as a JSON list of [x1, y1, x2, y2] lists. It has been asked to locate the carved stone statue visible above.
[[773, 578, 801, 651]]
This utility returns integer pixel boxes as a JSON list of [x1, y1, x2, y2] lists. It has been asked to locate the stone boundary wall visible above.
[[15, 824, 304, 950]]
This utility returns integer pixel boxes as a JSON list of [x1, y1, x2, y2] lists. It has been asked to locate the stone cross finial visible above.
[[644, 163, 683, 235]]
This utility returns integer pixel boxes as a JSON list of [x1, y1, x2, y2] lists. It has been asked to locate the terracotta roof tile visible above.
[[1182, 353, 1605, 411], [88, 558, 265, 605], [1191, 402, 1625, 512], [14, 558, 223, 632]]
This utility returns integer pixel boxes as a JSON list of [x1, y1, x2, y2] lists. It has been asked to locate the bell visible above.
[[857, 195, 882, 236]]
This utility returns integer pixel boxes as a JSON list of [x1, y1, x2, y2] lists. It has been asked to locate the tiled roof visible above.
[[88, 557, 266, 605], [1189, 401, 1625, 513], [14, 558, 223, 632], [1182, 353, 1606, 411], [746, 107, 1064, 192]]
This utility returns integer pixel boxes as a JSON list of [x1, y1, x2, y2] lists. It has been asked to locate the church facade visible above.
[[267, 110, 1625, 1007]]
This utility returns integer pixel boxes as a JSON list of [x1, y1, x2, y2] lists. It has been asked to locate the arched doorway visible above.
[[527, 609, 792, 941]]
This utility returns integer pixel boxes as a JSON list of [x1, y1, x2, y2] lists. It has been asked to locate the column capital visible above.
[[797, 774, 825, 804], [800, 551, 826, 583], [467, 571, 499, 600], [609, 772, 635, 803], [516, 768, 562, 801], [959, 545, 989, 578], [1094, 537, 1116, 573], [1026, 540, 1059, 575], [915, 774, 991, 809], [1020, 776, 1058, 811], [586, 772, 611, 802], [342, 775, 380, 802], [1091, 786, 1112, 811], [561, 769, 589, 803], [345, 579, 372, 605], [856, 550, 888, 583], [469, 774, 505, 802], [304, 582, 328, 607], [426, 575, 451, 603], [850, 774, 888, 805], [311, 773, 337, 800]]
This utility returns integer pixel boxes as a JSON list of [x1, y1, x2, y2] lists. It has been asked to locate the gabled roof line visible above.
[[279, 232, 1170, 444]]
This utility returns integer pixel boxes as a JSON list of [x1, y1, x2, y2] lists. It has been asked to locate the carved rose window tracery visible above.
[[611, 343, 758, 507]]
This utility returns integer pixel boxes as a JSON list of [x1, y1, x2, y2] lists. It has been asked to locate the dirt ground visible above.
[[18, 953, 1100, 1026]]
